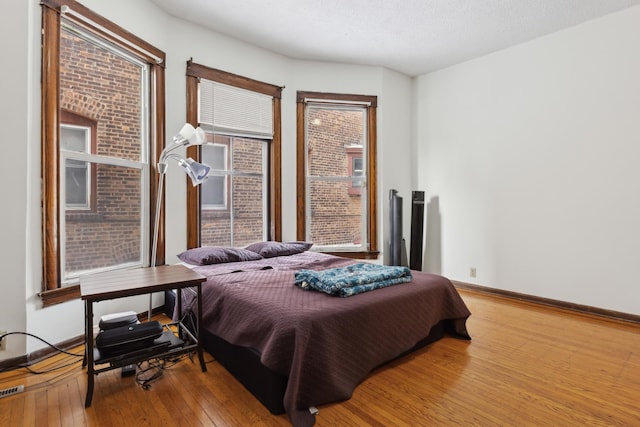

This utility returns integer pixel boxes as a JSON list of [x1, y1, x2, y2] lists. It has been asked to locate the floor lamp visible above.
[[149, 123, 210, 320]]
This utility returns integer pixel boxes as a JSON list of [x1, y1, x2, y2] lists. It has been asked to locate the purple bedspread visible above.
[[183, 252, 471, 426]]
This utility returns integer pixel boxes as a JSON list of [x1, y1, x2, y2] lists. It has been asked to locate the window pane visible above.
[[232, 137, 264, 174], [61, 126, 88, 153], [303, 102, 368, 250], [307, 108, 364, 177], [200, 175, 265, 247], [308, 179, 363, 247], [202, 143, 228, 209], [353, 158, 363, 174], [352, 157, 364, 188], [201, 208, 231, 246], [201, 175, 226, 208], [232, 175, 264, 246], [61, 23, 144, 162], [64, 163, 143, 281], [58, 19, 148, 284], [61, 125, 91, 208], [203, 144, 226, 170], [200, 135, 266, 247], [65, 159, 89, 207]]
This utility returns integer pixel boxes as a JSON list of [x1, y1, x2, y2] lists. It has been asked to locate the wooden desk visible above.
[[80, 265, 206, 407]]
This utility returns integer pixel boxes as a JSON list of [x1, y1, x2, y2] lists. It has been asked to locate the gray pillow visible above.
[[177, 246, 263, 266], [244, 241, 313, 258]]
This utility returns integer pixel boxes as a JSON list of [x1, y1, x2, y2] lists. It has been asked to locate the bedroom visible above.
[[1, 0, 639, 424]]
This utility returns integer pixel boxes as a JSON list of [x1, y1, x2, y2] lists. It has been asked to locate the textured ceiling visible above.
[[150, 0, 640, 76]]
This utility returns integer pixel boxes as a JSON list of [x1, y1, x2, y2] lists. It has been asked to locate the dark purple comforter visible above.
[[183, 252, 471, 426]]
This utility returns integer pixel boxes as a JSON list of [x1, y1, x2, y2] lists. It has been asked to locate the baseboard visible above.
[[452, 280, 640, 325], [0, 354, 28, 372], [0, 335, 85, 372]]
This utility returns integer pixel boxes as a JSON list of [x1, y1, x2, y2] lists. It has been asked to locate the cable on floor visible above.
[[0, 331, 84, 374]]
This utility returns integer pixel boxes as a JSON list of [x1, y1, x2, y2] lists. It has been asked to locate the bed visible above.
[[175, 243, 471, 427]]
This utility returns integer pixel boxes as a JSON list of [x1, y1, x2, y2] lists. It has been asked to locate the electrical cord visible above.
[[24, 359, 82, 375], [0, 331, 84, 358], [135, 352, 192, 390], [135, 359, 164, 390], [0, 332, 84, 375]]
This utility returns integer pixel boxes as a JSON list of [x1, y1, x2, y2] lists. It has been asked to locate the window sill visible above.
[[40, 284, 80, 307], [322, 250, 379, 260]]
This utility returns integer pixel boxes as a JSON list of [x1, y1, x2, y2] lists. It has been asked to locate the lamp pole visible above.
[[148, 124, 208, 320]]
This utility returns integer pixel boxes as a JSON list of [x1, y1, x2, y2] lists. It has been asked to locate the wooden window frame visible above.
[[296, 91, 379, 259], [185, 61, 282, 248], [40, 0, 165, 306]]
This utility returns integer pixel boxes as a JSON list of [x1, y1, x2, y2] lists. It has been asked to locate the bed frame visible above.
[[165, 289, 447, 414], [203, 320, 446, 414]]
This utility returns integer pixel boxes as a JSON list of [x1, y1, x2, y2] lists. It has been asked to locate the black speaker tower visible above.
[[409, 191, 425, 270], [389, 190, 403, 266]]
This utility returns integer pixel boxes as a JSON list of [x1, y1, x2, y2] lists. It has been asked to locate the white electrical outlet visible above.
[[0, 331, 7, 351], [470, 268, 477, 278]]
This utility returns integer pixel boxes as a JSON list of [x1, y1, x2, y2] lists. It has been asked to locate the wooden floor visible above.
[[1, 289, 639, 426]]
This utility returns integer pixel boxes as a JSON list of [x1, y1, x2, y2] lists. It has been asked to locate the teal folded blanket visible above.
[[294, 263, 412, 297]]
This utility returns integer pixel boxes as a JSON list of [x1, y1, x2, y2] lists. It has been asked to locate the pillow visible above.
[[177, 246, 263, 266], [244, 241, 313, 258]]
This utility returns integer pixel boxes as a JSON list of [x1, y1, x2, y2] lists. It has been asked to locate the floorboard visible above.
[[0, 289, 638, 426]]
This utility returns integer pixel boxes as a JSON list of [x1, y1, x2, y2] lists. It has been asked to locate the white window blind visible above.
[[199, 79, 273, 138]]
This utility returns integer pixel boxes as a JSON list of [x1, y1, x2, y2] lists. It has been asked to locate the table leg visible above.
[[197, 283, 207, 372], [84, 299, 95, 407], [176, 288, 183, 338], [82, 305, 88, 368]]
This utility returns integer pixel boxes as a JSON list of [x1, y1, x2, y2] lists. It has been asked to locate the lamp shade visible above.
[[189, 127, 206, 146], [173, 123, 196, 144], [172, 123, 206, 146], [179, 157, 210, 186]]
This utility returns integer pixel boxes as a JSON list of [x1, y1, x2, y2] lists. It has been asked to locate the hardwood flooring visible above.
[[1, 289, 638, 426]]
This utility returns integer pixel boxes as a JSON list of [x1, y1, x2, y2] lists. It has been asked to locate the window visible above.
[[297, 92, 378, 258], [346, 146, 364, 195], [60, 125, 92, 210], [41, 0, 165, 306], [61, 125, 91, 209], [61, 110, 97, 211], [201, 140, 228, 210], [185, 62, 283, 248]]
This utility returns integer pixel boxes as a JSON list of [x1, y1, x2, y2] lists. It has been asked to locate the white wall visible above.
[[379, 68, 414, 265], [415, 6, 640, 314], [2, 0, 412, 359], [0, 0, 30, 359]]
